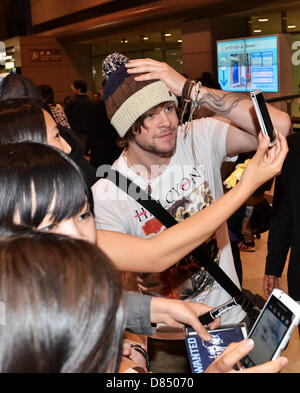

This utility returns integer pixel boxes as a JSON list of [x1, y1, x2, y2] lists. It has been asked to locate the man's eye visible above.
[[165, 105, 174, 112]]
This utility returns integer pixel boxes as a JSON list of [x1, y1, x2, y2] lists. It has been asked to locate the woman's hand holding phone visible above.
[[238, 131, 288, 194], [205, 339, 288, 373]]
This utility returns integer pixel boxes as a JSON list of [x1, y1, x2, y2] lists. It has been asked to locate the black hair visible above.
[[200, 72, 221, 90], [0, 142, 93, 228], [0, 98, 47, 145], [0, 227, 124, 372], [38, 84, 55, 105], [0, 73, 41, 100], [73, 80, 87, 94]]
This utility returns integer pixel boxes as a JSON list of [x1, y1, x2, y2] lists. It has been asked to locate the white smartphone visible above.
[[250, 89, 277, 146], [240, 289, 300, 368]]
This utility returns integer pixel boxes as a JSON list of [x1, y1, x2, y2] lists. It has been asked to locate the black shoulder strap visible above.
[[104, 168, 243, 300], [112, 169, 178, 227]]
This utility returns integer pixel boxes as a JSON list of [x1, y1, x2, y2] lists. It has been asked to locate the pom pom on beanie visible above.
[[102, 53, 129, 80]]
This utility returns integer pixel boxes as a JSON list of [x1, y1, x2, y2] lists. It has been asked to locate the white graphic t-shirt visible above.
[[92, 117, 246, 331]]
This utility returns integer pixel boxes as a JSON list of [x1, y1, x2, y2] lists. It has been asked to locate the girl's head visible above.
[[0, 73, 41, 101], [0, 98, 70, 154], [0, 228, 124, 373], [0, 142, 96, 243]]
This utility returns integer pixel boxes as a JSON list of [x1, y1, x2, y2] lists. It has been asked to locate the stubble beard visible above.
[[134, 127, 178, 158]]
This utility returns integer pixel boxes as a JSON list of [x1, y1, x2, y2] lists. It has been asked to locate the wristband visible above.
[[130, 343, 150, 372], [182, 79, 196, 102], [182, 79, 191, 100]]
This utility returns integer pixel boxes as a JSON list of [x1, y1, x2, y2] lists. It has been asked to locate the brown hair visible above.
[[117, 101, 181, 149]]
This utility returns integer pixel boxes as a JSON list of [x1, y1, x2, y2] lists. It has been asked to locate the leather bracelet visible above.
[[182, 79, 191, 101], [182, 79, 196, 102], [130, 343, 150, 372]]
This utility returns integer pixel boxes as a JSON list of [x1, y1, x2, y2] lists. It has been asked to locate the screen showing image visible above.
[[241, 295, 293, 367], [217, 35, 278, 92]]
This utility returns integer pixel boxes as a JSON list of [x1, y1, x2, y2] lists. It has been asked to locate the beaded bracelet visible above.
[[191, 80, 202, 104]]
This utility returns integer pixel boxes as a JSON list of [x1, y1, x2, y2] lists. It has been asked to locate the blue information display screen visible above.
[[217, 35, 278, 92]]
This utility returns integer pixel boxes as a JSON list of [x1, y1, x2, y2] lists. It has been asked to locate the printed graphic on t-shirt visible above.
[[139, 181, 220, 301]]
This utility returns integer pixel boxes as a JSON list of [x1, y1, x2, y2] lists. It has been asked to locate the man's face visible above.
[[131, 102, 178, 156], [71, 84, 79, 94]]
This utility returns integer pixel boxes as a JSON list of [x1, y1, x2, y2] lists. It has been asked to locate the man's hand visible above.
[[150, 297, 220, 341], [263, 274, 282, 298], [205, 339, 288, 373], [125, 58, 186, 97]]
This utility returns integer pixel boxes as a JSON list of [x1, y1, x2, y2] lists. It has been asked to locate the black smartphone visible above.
[[250, 89, 277, 146]]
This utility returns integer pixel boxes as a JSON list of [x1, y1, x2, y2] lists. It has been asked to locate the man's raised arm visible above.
[[125, 58, 291, 139]]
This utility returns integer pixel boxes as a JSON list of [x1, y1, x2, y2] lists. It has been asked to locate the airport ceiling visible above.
[[33, 0, 300, 44]]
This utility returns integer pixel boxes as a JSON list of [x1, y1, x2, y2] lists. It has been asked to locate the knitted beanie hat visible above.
[[102, 53, 178, 137]]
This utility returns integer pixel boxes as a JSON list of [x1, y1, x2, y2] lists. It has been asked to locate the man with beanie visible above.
[[92, 54, 290, 372]]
